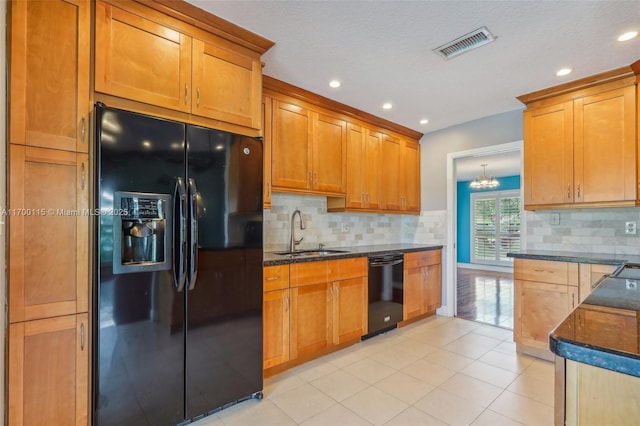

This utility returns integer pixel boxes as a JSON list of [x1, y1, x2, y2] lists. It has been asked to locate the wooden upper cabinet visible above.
[[262, 96, 273, 208], [381, 134, 402, 211], [271, 100, 312, 191], [312, 112, 347, 194], [95, 0, 192, 113], [523, 101, 574, 207], [191, 38, 261, 129], [345, 125, 382, 210], [574, 86, 636, 203], [9, 0, 90, 153], [270, 99, 346, 196], [9, 146, 89, 323], [9, 314, 88, 426], [94, 0, 270, 132], [402, 139, 421, 212], [345, 124, 366, 208], [519, 66, 639, 210]]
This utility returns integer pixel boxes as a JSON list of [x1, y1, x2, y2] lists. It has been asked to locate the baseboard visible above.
[[457, 262, 513, 273]]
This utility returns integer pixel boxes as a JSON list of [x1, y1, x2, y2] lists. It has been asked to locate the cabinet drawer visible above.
[[514, 259, 578, 285], [263, 265, 290, 291], [290, 261, 328, 287], [404, 250, 441, 269], [330, 257, 367, 280]]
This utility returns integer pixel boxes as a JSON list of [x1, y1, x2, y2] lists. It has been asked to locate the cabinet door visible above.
[[9, 0, 90, 152], [404, 267, 423, 321], [262, 96, 273, 208], [9, 146, 88, 323], [380, 134, 402, 211], [523, 101, 574, 206], [312, 113, 347, 194], [332, 278, 366, 344], [515, 280, 577, 350], [192, 38, 261, 129], [422, 264, 442, 313], [263, 289, 290, 369], [290, 283, 331, 359], [9, 314, 88, 426], [402, 139, 421, 212], [94, 0, 192, 113], [271, 100, 312, 190], [575, 306, 637, 353], [345, 124, 365, 208], [574, 86, 636, 203], [364, 129, 382, 210]]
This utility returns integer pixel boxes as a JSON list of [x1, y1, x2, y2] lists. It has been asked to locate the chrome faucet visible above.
[[289, 208, 306, 252]]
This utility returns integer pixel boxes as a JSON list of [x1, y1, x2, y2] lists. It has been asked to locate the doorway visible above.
[[444, 141, 523, 329]]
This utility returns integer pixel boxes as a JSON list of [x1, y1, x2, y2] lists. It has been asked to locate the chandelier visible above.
[[470, 164, 500, 189]]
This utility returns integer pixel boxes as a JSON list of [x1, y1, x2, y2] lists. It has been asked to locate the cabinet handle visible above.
[[567, 184, 571, 199], [267, 182, 271, 198], [329, 287, 333, 301], [577, 184, 581, 198], [184, 83, 188, 105], [196, 87, 200, 107], [81, 117, 86, 144], [81, 163, 85, 191], [80, 323, 85, 351], [266, 276, 280, 281], [284, 295, 289, 312], [309, 171, 313, 186], [313, 172, 318, 186], [571, 293, 575, 308]]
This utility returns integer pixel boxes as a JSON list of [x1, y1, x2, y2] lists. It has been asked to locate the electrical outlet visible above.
[[341, 223, 350, 233], [550, 213, 560, 226], [625, 221, 637, 235]]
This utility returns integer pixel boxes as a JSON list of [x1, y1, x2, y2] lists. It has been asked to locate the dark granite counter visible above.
[[264, 243, 443, 266], [508, 249, 640, 266], [550, 275, 640, 378]]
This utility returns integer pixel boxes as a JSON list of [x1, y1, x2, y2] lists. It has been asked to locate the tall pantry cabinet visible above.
[[7, 0, 91, 424]]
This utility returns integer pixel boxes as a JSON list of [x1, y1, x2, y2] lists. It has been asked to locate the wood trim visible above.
[[138, 0, 275, 54], [76, 314, 89, 426], [526, 200, 637, 211], [264, 76, 424, 140], [517, 66, 635, 105]]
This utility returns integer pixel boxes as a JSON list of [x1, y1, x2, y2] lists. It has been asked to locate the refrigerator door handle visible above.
[[187, 178, 199, 290], [174, 177, 188, 291]]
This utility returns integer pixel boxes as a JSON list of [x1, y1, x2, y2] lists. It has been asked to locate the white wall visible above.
[[1, 0, 8, 419], [420, 109, 524, 211]]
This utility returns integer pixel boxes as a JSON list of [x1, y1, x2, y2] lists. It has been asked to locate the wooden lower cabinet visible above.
[[9, 313, 88, 426], [263, 289, 290, 369], [290, 282, 332, 359], [332, 277, 367, 345], [265, 258, 366, 370], [563, 360, 640, 425], [403, 250, 442, 321], [514, 259, 619, 358], [514, 279, 578, 352]]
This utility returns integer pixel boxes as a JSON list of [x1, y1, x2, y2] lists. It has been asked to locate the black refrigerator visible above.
[[93, 104, 264, 426]]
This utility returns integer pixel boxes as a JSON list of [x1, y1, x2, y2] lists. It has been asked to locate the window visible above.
[[471, 190, 521, 266]]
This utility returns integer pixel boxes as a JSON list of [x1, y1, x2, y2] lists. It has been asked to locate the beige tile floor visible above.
[[193, 316, 554, 426]]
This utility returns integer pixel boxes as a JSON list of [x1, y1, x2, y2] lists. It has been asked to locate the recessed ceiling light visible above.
[[618, 31, 638, 42], [419, 119, 429, 125], [556, 68, 572, 77], [382, 103, 393, 110], [329, 80, 341, 88]]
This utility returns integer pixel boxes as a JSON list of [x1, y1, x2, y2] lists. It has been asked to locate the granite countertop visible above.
[[508, 249, 640, 266], [264, 243, 443, 266], [550, 274, 640, 378]]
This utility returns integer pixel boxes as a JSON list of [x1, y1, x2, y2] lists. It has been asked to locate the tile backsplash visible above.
[[264, 193, 446, 251], [524, 207, 640, 255]]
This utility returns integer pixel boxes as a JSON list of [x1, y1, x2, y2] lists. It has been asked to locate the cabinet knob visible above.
[[184, 83, 188, 105], [266, 276, 280, 281], [80, 323, 85, 351], [81, 117, 86, 144], [81, 163, 85, 191]]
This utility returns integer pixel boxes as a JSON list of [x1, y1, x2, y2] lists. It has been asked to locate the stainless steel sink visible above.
[[273, 249, 349, 257]]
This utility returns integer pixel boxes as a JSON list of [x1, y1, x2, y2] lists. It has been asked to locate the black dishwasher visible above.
[[364, 253, 404, 339]]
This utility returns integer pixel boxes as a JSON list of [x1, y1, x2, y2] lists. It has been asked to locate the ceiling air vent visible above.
[[433, 26, 496, 60]]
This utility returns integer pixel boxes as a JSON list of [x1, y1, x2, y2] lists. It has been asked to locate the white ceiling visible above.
[[188, 0, 638, 179]]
